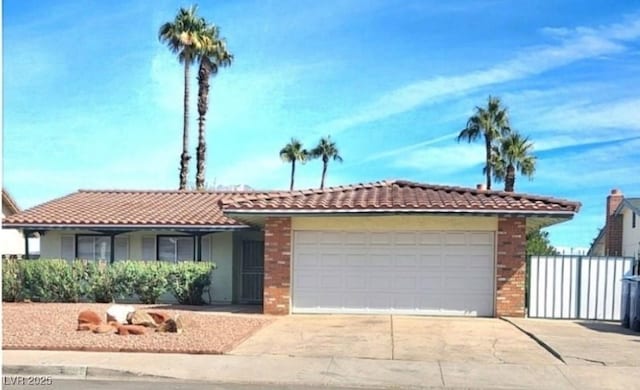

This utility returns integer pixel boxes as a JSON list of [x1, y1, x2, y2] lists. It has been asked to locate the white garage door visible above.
[[292, 231, 495, 316]]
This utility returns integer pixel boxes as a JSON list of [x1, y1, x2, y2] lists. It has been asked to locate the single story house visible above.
[[588, 189, 639, 258], [3, 180, 580, 317]]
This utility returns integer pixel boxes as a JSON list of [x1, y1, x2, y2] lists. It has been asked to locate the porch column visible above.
[[196, 234, 202, 262], [23, 230, 30, 260], [263, 217, 291, 315], [110, 234, 115, 264], [496, 216, 527, 317]]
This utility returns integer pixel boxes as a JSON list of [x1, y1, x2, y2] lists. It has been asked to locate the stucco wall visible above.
[[291, 215, 498, 231], [40, 230, 235, 303], [622, 208, 640, 258]]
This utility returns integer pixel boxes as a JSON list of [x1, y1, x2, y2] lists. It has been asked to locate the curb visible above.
[[3, 365, 175, 381]]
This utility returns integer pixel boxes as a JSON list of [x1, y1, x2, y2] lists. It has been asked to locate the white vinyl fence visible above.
[[528, 255, 636, 320]]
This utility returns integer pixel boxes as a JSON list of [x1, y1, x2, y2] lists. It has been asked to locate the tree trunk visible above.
[[505, 164, 516, 192], [484, 135, 492, 190], [290, 160, 296, 191], [179, 60, 191, 190], [196, 59, 212, 190], [320, 158, 328, 189]]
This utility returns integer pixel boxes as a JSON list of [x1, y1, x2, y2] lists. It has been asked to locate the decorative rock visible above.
[[156, 319, 178, 333], [116, 324, 146, 335], [127, 311, 157, 328], [77, 309, 101, 331], [116, 325, 129, 335], [92, 324, 115, 334], [106, 304, 135, 324], [175, 314, 184, 334], [146, 311, 171, 325]]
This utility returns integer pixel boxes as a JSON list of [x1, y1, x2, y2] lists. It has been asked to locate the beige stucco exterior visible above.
[[622, 208, 640, 258], [291, 215, 498, 231], [40, 230, 235, 303], [2, 203, 39, 257]]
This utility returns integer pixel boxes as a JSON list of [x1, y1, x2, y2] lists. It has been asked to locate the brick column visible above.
[[496, 216, 526, 317], [263, 217, 291, 315]]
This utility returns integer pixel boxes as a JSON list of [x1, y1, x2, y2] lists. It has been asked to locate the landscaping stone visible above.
[[117, 324, 147, 335], [146, 310, 171, 325], [106, 304, 135, 324], [127, 310, 157, 328], [157, 319, 178, 333], [77, 309, 101, 331], [92, 324, 115, 334]]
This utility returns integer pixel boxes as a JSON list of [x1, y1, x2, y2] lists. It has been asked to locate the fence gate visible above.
[[528, 255, 635, 320]]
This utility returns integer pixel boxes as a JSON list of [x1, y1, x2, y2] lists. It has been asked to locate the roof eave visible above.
[[224, 208, 577, 218], [1, 223, 253, 231]]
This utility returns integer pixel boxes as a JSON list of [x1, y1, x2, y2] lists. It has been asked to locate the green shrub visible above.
[[86, 261, 117, 303], [168, 262, 215, 305], [2, 259, 23, 302], [111, 261, 139, 299], [18, 260, 87, 302], [132, 262, 170, 304]]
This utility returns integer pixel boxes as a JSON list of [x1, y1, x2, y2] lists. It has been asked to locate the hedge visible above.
[[2, 259, 215, 304]]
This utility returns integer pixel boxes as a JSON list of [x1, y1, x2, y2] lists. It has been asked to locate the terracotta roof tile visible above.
[[3, 190, 271, 227], [222, 180, 580, 214]]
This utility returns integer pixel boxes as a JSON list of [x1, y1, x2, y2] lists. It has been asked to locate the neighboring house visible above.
[[2, 189, 39, 258], [3, 180, 580, 317], [588, 189, 640, 258]]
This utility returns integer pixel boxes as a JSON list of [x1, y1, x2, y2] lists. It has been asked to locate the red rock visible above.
[[146, 311, 170, 325], [117, 324, 146, 335], [77, 309, 101, 331], [93, 324, 114, 334]]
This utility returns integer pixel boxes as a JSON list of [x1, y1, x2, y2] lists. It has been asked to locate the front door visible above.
[[240, 240, 264, 304]]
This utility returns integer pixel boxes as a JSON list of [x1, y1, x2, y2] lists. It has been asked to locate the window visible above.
[[75, 235, 129, 261], [77, 236, 111, 261], [157, 236, 194, 262]]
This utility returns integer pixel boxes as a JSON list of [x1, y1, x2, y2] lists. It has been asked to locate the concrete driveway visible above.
[[508, 318, 640, 367], [230, 315, 558, 365]]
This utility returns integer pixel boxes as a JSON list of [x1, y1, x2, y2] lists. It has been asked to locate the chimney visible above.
[[605, 189, 624, 256], [476, 184, 486, 191]]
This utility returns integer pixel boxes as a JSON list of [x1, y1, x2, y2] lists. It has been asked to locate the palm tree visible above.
[[492, 132, 536, 192], [159, 6, 209, 190], [310, 136, 343, 189], [195, 25, 233, 190], [457, 96, 511, 190], [280, 138, 308, 191]]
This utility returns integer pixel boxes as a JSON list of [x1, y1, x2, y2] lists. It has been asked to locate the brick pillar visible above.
[[605, 189, 624, 256], [496, 216, 526, 317], [263, 217, 291, 315]]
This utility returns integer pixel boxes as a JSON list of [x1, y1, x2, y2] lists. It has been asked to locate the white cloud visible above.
[[316, 14, 640, 135]]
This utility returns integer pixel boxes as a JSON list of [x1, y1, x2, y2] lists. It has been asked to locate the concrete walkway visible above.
[[4, 350, 639, 389]]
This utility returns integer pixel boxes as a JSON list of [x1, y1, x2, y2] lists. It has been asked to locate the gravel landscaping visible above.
[[2, 303, 274, 354]]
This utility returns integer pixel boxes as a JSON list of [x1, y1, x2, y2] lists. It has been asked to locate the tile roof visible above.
[[2, 190, 272, 227], [222, 180, 581, 214]]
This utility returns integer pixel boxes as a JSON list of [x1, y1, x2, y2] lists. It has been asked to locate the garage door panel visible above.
[[293, 230, 494, 316], [419, 232, 442, 245]]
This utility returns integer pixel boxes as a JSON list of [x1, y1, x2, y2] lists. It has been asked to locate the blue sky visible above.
[[3, 0, 640, 251]]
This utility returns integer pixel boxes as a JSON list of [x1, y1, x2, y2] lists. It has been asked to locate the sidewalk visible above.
[[3, 350, 638, 389]]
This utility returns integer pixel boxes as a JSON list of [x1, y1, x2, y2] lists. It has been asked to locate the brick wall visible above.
[[496, 216, 526, 317], [263, 217, 291, 315]]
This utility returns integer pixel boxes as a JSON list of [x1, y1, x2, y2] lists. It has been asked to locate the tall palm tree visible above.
[[310, 136, 343, 189], [159, 6, 209, 190], [457, 96, 511, 190], [195, 25, 233, 190], [492, 132, 536, 192], [280, 138, 308, 191]]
